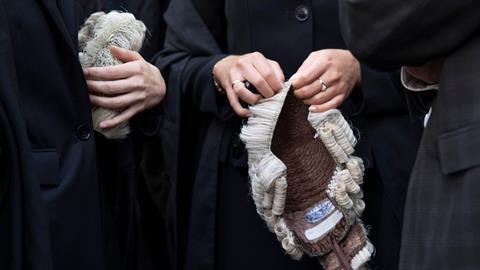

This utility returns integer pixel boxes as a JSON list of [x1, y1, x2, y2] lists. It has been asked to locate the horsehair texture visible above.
[[78, 11, 147, 139], [240, 82, 373, 270]]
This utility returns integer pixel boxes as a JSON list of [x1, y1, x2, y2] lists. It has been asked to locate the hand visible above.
[[213, 52, 285, 117], [291, 49, 361, 113], [406, 58, 444, 85], [83, 46, 166, 129]]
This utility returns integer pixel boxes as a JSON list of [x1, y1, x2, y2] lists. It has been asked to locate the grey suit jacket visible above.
[[339, 1, 480, 269]]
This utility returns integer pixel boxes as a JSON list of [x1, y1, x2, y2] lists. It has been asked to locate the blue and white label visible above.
[[304, 210, 343, 241], [305, 200, 335, 223]]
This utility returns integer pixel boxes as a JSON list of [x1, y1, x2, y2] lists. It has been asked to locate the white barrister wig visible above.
[[240, 81, 373, 270], [78, 11, 147, 139]]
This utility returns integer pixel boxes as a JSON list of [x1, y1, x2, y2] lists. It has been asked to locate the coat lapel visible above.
[[38, 0, 75, 52]]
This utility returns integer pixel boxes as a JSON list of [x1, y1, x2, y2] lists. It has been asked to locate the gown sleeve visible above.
[[339, 0, 480, 68], [154, 0, 234, 122]]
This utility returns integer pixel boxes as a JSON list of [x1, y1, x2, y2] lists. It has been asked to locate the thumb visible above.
[[110, 46, 142, 63]]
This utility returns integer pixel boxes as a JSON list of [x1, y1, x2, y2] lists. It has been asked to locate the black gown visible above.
[[156, 0, 423, 269], [77, 1, 171, 269], [1, 0, 107, 268], [0, 0, 169, 269]]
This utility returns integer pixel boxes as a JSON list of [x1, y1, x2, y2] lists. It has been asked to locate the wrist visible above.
[[212, 72, 224, 94], [355, 61, 362, 87], [212, 55, 234, 94]]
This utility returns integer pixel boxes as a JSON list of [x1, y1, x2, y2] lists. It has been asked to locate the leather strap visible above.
[[331, 236, 353, 270]]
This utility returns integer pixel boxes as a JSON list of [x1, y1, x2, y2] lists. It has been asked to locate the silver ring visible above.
[[231, 80, 244, 89], [319, 79, 329, 92]]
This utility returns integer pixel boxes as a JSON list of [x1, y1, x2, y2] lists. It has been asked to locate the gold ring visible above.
[[231, 80, 244, 89], [319, 79, 329, 92]]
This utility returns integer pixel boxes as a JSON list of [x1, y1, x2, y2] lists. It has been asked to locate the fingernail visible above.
[[289, 73, 299, 82], [100, 122, 108, 129], [308, 106, 316, 112]]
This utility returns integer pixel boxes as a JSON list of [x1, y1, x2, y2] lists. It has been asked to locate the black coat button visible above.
[[76, 124, 91, 141], [295, 5, 309, 22]]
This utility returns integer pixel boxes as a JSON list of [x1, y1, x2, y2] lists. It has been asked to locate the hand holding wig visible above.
[[240, 82, 373, 270], [78, 11, 146, 139]]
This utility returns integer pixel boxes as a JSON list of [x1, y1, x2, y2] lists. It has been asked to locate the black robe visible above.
[[0, 0, 167, 269], [156, 0, 423, 269], [0, 3, 53, 269], [0, 0, 105, 268], [338, 0, 480, 69], [77, 1, 172, 269]]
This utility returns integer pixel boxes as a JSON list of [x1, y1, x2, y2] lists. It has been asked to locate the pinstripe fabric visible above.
[[400, 36, 480, 270]]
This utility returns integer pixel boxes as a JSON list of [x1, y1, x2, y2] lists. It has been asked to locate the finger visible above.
[[252, 57, 283, 91], [110, 46, 143, 63], [296, 55, 316, 77], [294, 79, 324, 100], [292, 57, 328, 89], [302, 86, 338, 106], [225, 86, 250, 117], [319, 69, 342, 86], [267, 60, 286, 89], [86, 77, 139, 95], [84, 61, 143, 80], [309, 95, 345, 113], [230, 70, 261, 105], [302, 68, 349, 104], [290, 56, 315, 85], [241, 63, 275, 98], [90, 91, 144, 110], [291, 67, 326, 89], [233, 82, 262, 105], [99, 103, 140, 129]]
